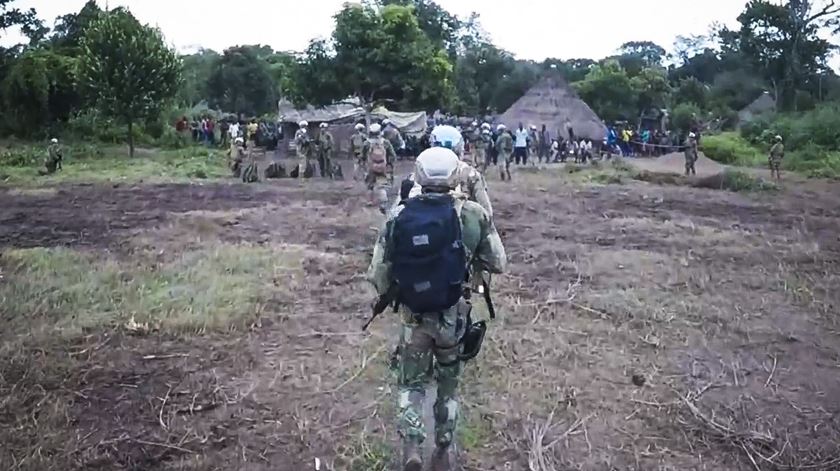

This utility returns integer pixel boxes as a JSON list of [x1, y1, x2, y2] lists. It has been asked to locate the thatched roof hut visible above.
[[499, 75, 607, 141], [738, 92, 776, 124]]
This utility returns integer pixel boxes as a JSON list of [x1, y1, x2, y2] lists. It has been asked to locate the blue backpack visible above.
[[390, 194, 467, 313]]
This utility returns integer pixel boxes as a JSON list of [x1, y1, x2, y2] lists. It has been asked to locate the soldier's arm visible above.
[[475, 209, 507, 275], [385, 141, 397, 163], [366, 219, 394, 296], [469, 171, 494, 220]]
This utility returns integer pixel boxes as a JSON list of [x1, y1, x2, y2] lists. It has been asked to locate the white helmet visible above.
[[481, 122, 491, 130], [775, 135, 783, 141], [235, 137, 244, 145], [497, 124, 506, 131], [415, 147, 460, 190], [369, 123, 382, 135], [530, 124, 537, 130], [688, 132, 696, 139], [355, 123, 365, 131], [299, 120, 308, 128], [50, 138, 58, 144], [471, 121, 478, 127], [431, 125, 464, 153], [320, 122, 328, 129], [481, 128, 491, 135]]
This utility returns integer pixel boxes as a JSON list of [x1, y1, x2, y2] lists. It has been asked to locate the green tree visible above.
[[206, 46, 278, 117], [1, 48, 78, 137], [671, 102, 702, 132], [78, 8, 181, 157], [673, 77, 709, 109], [619, 41, 667, 67], [737, 0, 838, 110], [178, 48, 219, 107], [50, 0, 102, 53], [297, 3, 453, 112], [632, 67, 672, 112], [382, 0, 461, 54], [574, 60, 637, 122]]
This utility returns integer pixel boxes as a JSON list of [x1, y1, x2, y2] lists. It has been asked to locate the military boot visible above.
[[402, 442, 422, 471], [431, 445, 452, 471]]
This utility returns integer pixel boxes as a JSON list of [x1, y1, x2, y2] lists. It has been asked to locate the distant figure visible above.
[[496, 125, 514, 181], [317, 122, 335, 178], [229, 137, 245, 178], [538, 125, 550, 163], [565, 118, 575, 144], [295, 121, 314, 179], [514, 123, 528, 165], [769, 135, 784, 181], [350, 123, 368, 181], [527, 125, 538, 165], [684, 133, 699, 176], [39, 138, 63, 176]]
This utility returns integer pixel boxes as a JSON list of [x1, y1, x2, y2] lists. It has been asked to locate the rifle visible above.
[[362, 284, 399, 331]]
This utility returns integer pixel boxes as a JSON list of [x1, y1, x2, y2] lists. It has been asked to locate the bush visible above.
[[786, 144, 840, 179], [0, 146, 42, 167], [671, 102, 702, 132], [740, 104, 840, 150], [701, 132, 764, 166]]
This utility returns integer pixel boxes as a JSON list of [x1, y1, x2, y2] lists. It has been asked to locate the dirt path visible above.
[[2, 165, 840, 470]]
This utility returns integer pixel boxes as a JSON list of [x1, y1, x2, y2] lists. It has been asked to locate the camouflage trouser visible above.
[[769, 157, 782, 172], [398, 303, 466, 448], [242, 161, 259, 182], [318, 151, 332, 178], [685, 155, 696, 176], [354, 153, 367, 181], [499, 152, 512, 180], [366, 172, 391, 214], [298, 153, 312, 179], [473, 149, 486, 172]]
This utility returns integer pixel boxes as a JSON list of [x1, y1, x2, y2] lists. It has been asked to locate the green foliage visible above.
[[740, 104, 840, 150], [701, 132, 765, 166], [296, 2, 454, 111], [787, 144, 840, 178], [0, 145, 41, 167], [1, 48, 78, 138], [574, 60, 637, 122], [671, 103, 702, 132], [674, 77, 708, 109], [178, 49, 219, 107], [631, 67, 671, 111], [78, 8, 181, 157], [207, 46, 277, 116]]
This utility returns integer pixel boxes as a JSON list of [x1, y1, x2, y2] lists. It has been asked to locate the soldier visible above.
[[229, 137, 246, 178], [474, 124, 492, 173], [241, 146, 260, 183], [364, 123, 397, 214], [383, 119, 406, 160], [538, 124, 550, 163], [351, 123, 368, 181], [684, 132, 699, 176], [769, 135, 784, 181], [367, 147, 506, 471], [528, 125, 539, 165], [294, 121, 314, 179], [495, 125, 514, 181], [38, 138, 63, 176], [317, 122, 335, 178]]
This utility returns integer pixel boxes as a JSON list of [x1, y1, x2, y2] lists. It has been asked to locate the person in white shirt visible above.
[[514, 123, 529, 165]]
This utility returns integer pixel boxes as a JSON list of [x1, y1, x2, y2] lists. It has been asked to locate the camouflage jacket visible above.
[[363, 137, 397, 164], [350, 132, 367, 157], [477, 133, 493, 153], [318, 131, 334, 153], [395, 161, 494, 219], [496, 133, 514, 154], [295, 129, 314, 157], [770, 143, 784, 159], [367, 193, 507, 297], [383, 127, 405, 150], [684, 139, 698, 158], [47, 144, 63, 163]]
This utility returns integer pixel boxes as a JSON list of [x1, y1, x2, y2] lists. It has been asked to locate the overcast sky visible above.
[[1, 0, 838, 69]]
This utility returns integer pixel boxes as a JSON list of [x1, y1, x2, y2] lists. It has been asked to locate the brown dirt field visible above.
[[2, 162, 840, 471]]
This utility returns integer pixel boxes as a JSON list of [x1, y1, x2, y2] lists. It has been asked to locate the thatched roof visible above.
[[738, 92, 776, 123], [499, 75, 606, 141]]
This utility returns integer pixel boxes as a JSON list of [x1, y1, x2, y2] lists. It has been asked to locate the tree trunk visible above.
[[128, 120, 135, 158]]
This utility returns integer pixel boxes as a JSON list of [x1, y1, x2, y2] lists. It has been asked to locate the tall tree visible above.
[[178, 48, 219, 107], [297, 3, 453, 112], [382, 0, 461, 55], [737, 0, 838, 109], [79, 8, 181, 157], [618, 41, 667, 67], [206, 46, 279, 116], [50, 0, 102, 53], [574, 60, 638, 122]]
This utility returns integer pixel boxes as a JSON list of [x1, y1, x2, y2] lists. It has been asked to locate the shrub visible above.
[[701, 132, 764, 166], [0, 146, 42, 167], [671, 102, 702, 132]]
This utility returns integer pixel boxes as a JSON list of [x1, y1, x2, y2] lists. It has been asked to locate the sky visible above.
[[1, 0, 837, 70]]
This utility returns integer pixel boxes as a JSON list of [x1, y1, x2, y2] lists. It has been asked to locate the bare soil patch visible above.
[[2, 162, 840, 470]]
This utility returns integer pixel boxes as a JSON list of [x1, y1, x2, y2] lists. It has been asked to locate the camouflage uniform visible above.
[[474, 133, 493, 173], [769, 142, 784, 179], [397, 162, 494, 221], [318, 130, 335, 178], [351, 131, 368, 181], [230, 144, 246, 178], [295, 128, 315, 179], [39, 143, 63, 175], [684, 137, 698, 176], [384, 126, 405, 157], [528, 129, 539, 163], [495, 132, 514, 181], [364, 136, 397, 213], [367, 194, 507, 454]]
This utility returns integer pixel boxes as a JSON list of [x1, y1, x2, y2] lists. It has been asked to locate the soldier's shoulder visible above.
[[461, 200, 490, 223]]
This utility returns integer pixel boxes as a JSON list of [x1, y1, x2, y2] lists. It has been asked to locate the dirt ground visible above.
[[1, 158, 840, 471]]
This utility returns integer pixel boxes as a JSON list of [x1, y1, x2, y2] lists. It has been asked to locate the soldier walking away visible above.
[[351, 123, 368, 181], [295, 121, 315, 179], [39, 138, 64, 176], [769, 135, 784, 181], [318, 122, 335, 178], [495, 125, 514, 181], [475, 124, 493, 173], [229, 137, 246, 178], [367, 147, 506, 471], [684, 133, 699, 176], [528, 125, 538, 165], [383, 119, 406, 160], [364, 123, 397, 214]]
